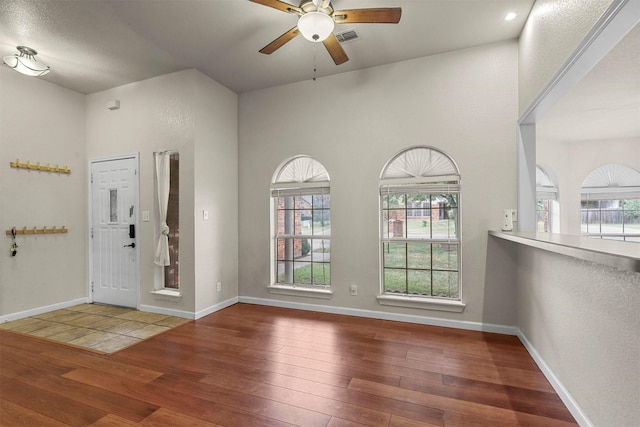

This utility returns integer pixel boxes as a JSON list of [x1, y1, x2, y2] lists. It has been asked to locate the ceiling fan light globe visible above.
[[298, 11, 335, 42]]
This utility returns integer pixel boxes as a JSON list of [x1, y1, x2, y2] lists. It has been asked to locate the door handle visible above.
[[124, 243, 136, 248]]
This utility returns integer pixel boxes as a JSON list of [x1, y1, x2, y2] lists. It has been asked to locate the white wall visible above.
[[518, 0, 614, 114], [193, 72, 238, 313], [538, 137, 640, 234], [86, 69, 238, 316], [0, 68, 86, 317], [515, 244, 639, 427], [518, 2, 640, 425], [239, 41, 519, 326]]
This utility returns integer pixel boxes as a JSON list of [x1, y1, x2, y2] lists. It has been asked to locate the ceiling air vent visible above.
[[335, 29, 361, 44]]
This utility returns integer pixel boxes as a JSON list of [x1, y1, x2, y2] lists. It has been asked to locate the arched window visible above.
[[379, 146, 461, 300], [536, 164, 559, 233], [271, 156, 331, 288], [581, 163, 640, 242]]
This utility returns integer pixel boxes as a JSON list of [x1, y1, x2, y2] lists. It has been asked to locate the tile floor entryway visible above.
[[0, 304, 190, 354]]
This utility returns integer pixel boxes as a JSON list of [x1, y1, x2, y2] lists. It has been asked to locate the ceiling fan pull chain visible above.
[[313, 44, 318, 81]]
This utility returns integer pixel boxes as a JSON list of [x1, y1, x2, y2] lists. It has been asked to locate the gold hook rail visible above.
[[9, 159, 71, 174], [6, 226, 68, 236]]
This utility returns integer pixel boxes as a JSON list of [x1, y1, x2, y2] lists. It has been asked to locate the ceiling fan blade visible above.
[[259, 26, 300, 54], [249, 0, 301, 14], [333, 8, 402, 24], [323, 33, 349, 65]]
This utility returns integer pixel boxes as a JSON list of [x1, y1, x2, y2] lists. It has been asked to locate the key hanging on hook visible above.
[[10, 227, 18, 257]]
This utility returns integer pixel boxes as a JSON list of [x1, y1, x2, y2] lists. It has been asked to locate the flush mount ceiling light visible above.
[[504, 12, 517, 21], [3, 46, 51, 77], [297, 11, 335, 42]]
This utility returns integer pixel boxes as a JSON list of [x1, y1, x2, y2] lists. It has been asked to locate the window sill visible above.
[[267, 284, 333, 299], [377, 294, 466, 312], [150, 289, 182, 301]]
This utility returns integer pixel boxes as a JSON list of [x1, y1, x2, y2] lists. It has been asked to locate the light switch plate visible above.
[[203, 210, 209, 221], [142, 211, 150, 222]]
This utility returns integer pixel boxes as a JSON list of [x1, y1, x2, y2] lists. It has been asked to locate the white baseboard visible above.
[[238, 296, 518, 335], [138, 304, 196, 319], [194, 297, 239, 319], [139, 296, 239, 320], [516, 330, 592, 427], [0, 297, 89, 323]]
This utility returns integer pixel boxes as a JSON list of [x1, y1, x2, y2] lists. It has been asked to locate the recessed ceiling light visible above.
[[505, 12, 517, 21]]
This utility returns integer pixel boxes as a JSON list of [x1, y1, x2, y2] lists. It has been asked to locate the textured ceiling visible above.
[[0, 0, 534, 94], [538, 23, 640, 143]]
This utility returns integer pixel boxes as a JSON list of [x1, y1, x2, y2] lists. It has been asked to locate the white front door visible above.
[[90, 156, 139, 308]]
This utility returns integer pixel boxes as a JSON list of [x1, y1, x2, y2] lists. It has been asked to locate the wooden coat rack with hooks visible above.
[[9, 159, 71, 174], [6, 226, 68, 236]]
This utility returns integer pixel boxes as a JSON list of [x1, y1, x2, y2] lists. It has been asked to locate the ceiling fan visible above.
[[250, 0, 402, 65]]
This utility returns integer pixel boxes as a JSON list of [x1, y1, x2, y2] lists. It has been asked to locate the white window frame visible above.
[[581, 163, 640, 242], [377, 146, 465, 312], [536, 164, 560, 233], [269, 156, 332, 298]]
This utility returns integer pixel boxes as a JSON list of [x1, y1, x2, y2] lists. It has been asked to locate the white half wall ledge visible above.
[[238, 296, 516, 335], [489, 230, 640, 273], [0, 297, 89, 323]]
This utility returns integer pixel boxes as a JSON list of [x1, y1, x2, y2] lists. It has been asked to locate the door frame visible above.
[[88, 153, 141, 307]]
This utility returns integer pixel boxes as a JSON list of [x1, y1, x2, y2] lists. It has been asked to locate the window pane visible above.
[[294, 238, 311, 259], [277, 196, 295, 235], [294, 261, 312, 284], [385, 209, 406, 238], [407, 217, 430, 238], [384, 269, 406, 293], [297, 208, 312, 235], [407, 270, 431, 295], [315, 194, 330, 209], [311, 239, 330, 263], [276, 238, 292, 261], [164, 153, 180, 289], [383, 242, 406, 268], [432, 243, 458, 271], [433, 271, 459, 298], [278, 261, 293, 283], [386, 194, 405, 208], [109, 189, 118, 222], [313, 209, 330, 235], [407, 243, 430, 269], [312, 263, 330, 285]]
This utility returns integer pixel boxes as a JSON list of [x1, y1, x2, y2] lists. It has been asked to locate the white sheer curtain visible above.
[[154, 152, 171, 266]]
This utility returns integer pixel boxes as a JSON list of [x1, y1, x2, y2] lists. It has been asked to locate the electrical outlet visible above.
[[350, 284, 357, 296], [216, 282, 222, 292], [511, 209, 518, 222]]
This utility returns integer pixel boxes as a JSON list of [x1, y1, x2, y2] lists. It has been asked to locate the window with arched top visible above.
[[271, 156, 331, 289], [581, 163, 640, 242], [536, 164, 559, 233], [379, 146, 461, 302]]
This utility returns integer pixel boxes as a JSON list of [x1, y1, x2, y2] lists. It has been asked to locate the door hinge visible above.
[[91, 227, 94, 238], [91, 172, 93, 183]]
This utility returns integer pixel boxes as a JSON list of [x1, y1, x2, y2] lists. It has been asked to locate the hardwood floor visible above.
[[0, 303, 577, 426]]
